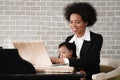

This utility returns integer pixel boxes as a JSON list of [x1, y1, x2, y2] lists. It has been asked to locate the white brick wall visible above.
[[0, 0, 120, 58]]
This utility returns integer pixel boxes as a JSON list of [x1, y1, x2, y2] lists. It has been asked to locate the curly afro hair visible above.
[[64, 2, 97, 27]]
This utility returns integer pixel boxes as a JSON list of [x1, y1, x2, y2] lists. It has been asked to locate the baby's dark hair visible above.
[[58, 42, 77, 58], [64, 2, 97, 27]]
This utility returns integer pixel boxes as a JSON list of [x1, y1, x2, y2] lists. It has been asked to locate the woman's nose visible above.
[[60, 55, 64, 58], [71, 22, 77, 27]]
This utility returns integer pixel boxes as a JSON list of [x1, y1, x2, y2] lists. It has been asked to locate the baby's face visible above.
[[58, 46, 72, 58]]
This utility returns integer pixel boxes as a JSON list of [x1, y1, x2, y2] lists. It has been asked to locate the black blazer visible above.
[[65, 31, 103, 79], [0, 49, 36, 74]]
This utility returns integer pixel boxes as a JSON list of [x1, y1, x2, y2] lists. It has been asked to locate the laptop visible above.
[[13, 42, 73, 73]]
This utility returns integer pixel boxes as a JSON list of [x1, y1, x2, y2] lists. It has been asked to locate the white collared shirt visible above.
[[63, 27, 91, 64]]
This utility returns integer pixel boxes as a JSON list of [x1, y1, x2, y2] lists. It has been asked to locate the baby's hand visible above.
[[50, 57, 59, 64], [50, 57, 65, 64]]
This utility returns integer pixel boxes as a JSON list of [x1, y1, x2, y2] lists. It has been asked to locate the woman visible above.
[[51, 2, 103, 80]]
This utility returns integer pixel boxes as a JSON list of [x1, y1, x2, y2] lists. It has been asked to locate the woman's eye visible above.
[[70, 21, 73, 24], [76, 21, 80, 24], [62, 52, 65, 54]]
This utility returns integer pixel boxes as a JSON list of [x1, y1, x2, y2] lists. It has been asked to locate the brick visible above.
[[16, 31, 25, 35], [15, 2, 24, 6], [31, 36, 40, 40], [26, 2, 35, 6], [10, 6, 20, 10], [5, 31, 15, 35], [112, 55, 120, 59], [107, 12, 115, 16], [97, 2, 106, 6], [5, 1, 14, 5]]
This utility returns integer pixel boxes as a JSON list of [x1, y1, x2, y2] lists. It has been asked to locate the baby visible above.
[[58, 42, 77, 59], [58, 42, 86, 80]]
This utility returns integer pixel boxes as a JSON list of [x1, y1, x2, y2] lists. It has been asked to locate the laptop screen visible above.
[[13, 42, 53, 67]]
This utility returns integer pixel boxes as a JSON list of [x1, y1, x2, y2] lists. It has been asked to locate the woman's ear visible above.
[[85, 22, 88, 26]]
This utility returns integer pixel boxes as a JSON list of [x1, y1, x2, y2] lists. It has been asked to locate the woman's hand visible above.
[[50, 57, 65, 64]]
